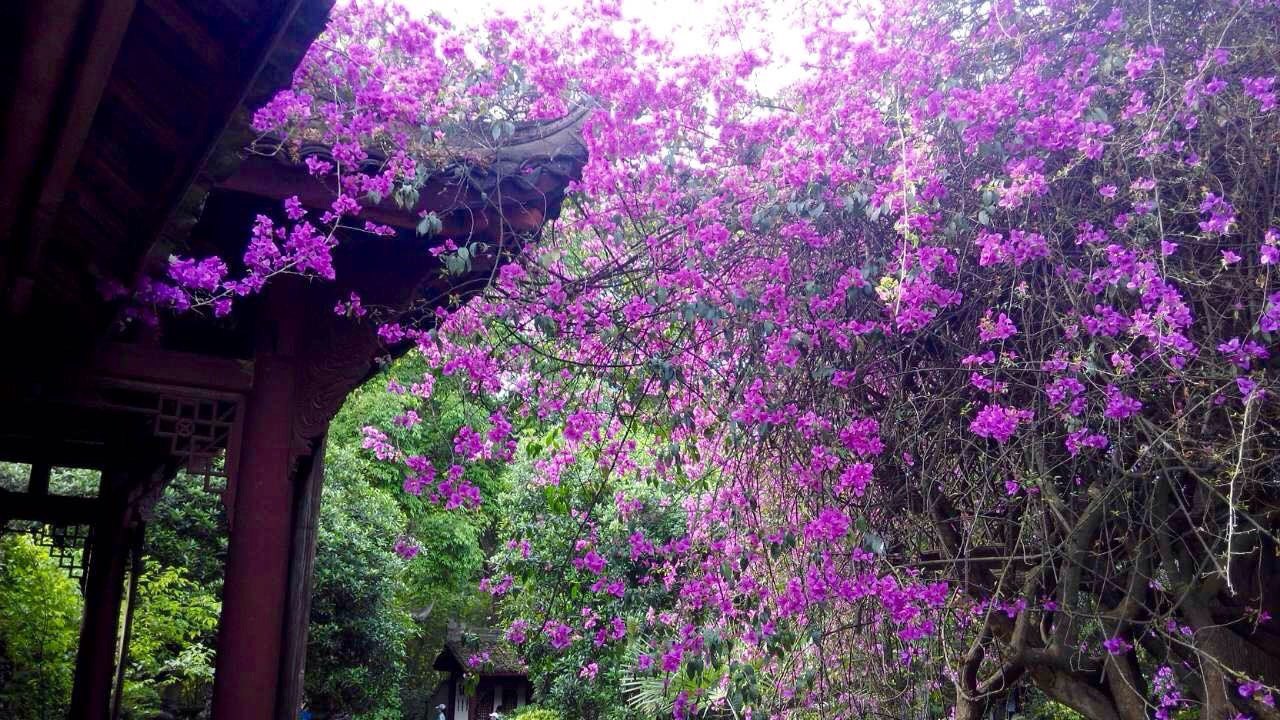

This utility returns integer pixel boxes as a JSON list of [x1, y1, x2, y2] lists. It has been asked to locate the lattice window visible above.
[[1, 520, 94, 589], [152, 395, 237, 493], [82, 382, 244, 500]]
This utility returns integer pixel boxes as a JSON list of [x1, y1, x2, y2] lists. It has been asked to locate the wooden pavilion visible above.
[[432, 621, 535, 720], [0, 2, 585, 719]]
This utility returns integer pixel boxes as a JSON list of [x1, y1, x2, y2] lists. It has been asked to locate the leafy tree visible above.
[[0, 462, 24, 491], [144, 471, 227, 591], [510, 707, 562, 720], [305, 474, 413, 719], [1027, 693, 1087, 720], [487, 451, 690, 719], [0, 534, 83, 720], [120, 565, 220, 718], [47, 467, 100, 496], [322, 353, 502, 718], [0, 463, 99, 496], [104, 471, 229, 718]]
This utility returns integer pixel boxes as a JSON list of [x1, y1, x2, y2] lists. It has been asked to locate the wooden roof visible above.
[[0, 0, 334, 393], [434, 623, 529, 677], [0, 0, 587, 472]]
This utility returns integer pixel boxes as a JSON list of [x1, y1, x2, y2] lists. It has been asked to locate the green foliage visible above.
[[326, 355, 497, 624], [112, 472, 226, 718], [127, 566, 220, 665], [402, 513, 483, 596], [0, 534, 83, 720], [0, 462, 24, 491], [322, 351, 501, 718], [621, 667, 730, 719], [144, 471, 227, 590], [47, 467, 100, 497], [510, 706, 562, 720], [328, 352, 506, 511], [121, 564, 221, 716], [490, 448, 687, 720], [305, 475, 414, 718], [0, 463, 99, 496], [1025, 692, 1087, 720]]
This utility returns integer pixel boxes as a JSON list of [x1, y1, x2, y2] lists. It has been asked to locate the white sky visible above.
[[399, 0, 825, 94]]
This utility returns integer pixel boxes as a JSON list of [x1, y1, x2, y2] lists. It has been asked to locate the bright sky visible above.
[[400, 0, 823, 94]]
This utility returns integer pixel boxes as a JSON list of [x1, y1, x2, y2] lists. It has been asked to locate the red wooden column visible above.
[[69, 469, 133, 720], [211, 284, 303, 720], [276, 439, 326, 717]]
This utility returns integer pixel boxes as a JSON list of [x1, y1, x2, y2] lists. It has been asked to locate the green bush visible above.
[[120, 564, 220, 718], [1026, 693, 1087, 720], [511, 706, 562, 720], [0, 534, 83, 720], [304, 476, 413, 718]]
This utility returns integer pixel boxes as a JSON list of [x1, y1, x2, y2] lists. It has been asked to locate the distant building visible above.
[[432, 622, 534, 720]]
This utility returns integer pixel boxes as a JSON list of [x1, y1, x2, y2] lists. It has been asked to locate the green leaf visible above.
[[394, 185, 420, 210], [416, 211, 443, 237], [534, 315, 558, 337]]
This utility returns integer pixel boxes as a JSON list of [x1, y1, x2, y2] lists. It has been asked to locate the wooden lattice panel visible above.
[[1, 520, 94, 589], [153, 395, 237, 493], [88, 381, 243, 498]]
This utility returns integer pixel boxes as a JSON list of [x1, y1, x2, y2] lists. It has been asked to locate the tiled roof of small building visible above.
[[434, 623, 528, 677]]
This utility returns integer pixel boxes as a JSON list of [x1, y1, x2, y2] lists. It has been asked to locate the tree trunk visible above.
[[953, 685, 991, 720], [1102, 653, 1148, 720], [1028, 666, 1119, 720]]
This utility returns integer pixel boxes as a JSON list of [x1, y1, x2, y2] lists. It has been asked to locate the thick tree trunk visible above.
[[953, 690, 989, 720], [1102, 653, 1148, 720], [1027, 666, 1119, 720]]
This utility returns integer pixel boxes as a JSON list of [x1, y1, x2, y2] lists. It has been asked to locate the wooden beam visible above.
[[212, 281, 303, 720], [276, 436, 327, 718], [110, 526, 145, 720], [1, 0, 138, 314], [28, 463, 51, 495], [0, 437, 116, 471], [0, 488, 98, 525], [90, 342, 254, 394], [146, 0, 320, 253], [0, 0, 88, 264], [69, 468, 133, 720], [218, 157, 493, 234]]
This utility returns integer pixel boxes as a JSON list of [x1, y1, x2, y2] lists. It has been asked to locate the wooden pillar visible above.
[[69, 469, 133, 720], [204, 260, 399, 718], [212, 285, 300, 720], [275, 437, 326, 718], [110, 524, 145, 720]]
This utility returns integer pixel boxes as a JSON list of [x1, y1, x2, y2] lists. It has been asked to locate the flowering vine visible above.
[[151, 0, 1280, 717]]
